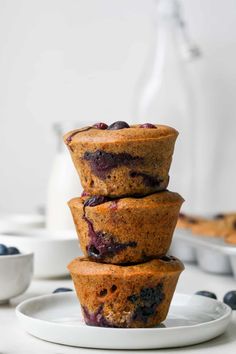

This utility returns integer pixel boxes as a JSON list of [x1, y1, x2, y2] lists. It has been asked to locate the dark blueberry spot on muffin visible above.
[[82, 305, 117, 327], [83, 215, 137, 259], [84, 195, 110, 207], [93, 122, 108, 130], [88, 245, 100, 257], [233, 221, 236, 230], [132, 283, 165, 323], [111, 285, 117, 293], [213, 213, 225, 219], [7, 247, 20, 255], [127, 294, 139, 303], [139, 123, 157, 129], [179, 212, 186, 219], [107, 121, 130, 130], [99, 289, 108, 297], [188, 217, 198, 224], [129, 171, 164, 188], [83, 150, 142, 179]]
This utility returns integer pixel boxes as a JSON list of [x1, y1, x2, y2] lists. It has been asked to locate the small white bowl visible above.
[[0, 252, 34, 304], [0, 229, 81, 278]]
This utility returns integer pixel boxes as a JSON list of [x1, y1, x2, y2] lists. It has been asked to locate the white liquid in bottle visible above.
[[45, 121, 91, 231], [46, 147, 82, 230]]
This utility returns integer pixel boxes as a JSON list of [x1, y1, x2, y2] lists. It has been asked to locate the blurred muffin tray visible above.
[[170, 228, 236, 276]]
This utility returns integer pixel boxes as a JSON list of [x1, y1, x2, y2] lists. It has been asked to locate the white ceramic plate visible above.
[[16, 292, 231, 349]]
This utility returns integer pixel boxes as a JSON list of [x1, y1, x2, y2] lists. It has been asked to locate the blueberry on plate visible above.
[[7, 246, 20, 255], [195, 290, 217, 299], [0, 244, 8, 256], [53, 287, 73, 294], [107, 121, 130, 130], [223, 291, 236, 310]]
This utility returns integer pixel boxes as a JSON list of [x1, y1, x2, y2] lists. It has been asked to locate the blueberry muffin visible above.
[[64, 122, 178, 197], [177, 213, 202, 229], [224, 232, 236, 245], [68, 190, 184, 264], [68, 256, 184, 328], [191, 213, 236, 237]]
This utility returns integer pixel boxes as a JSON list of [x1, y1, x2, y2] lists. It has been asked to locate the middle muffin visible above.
[[69, 190, 184, 264]]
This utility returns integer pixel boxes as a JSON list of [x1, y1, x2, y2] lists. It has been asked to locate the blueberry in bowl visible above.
[[0, 244, 33, 303], [0, 244, 20, 256], [0, 244, 8, 256]]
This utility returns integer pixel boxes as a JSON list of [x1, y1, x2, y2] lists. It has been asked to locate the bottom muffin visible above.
[[68, 256, 184, 328]]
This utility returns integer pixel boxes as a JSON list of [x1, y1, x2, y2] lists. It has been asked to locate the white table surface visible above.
[[1, 263, 236, 354]]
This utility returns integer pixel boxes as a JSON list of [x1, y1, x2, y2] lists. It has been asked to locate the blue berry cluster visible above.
[[0, 243, 20, 256]]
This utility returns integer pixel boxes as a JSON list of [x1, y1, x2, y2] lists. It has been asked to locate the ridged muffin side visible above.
[[68, 191, 184, 264], [68, 256, 184, 328], [64, 124, 178, 197]]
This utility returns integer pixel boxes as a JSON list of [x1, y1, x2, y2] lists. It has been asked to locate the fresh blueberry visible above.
[[93, 122, 108, 130], [84, 195, 110, 207], [139, 123, 157, 129], [7, 247, 20, 255], [195, 291, 217, 299], [53, 287, 73, 294], [0, 244, 8, 255], [107, 121, 130, 130], [223, 291, 236, 310]]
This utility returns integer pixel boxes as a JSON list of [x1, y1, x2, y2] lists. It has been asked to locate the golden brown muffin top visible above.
[[68, 257, 184, 276], [69, 190, 184, 211], [64, 124, 178, 145]]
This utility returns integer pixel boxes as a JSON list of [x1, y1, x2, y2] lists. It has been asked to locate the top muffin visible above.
[[64, 122, 178, 197]]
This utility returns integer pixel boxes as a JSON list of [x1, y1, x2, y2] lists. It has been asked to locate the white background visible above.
[[0, 0, 236, 214]]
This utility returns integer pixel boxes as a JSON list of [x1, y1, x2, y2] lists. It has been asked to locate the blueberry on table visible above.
[[0, 244, 8, 255], [195, 290, 217, 299], [223, 291, 236, 310], [107, 121, 130, 130], [7, 246, 20, 255], [53, 287, 73, 294]]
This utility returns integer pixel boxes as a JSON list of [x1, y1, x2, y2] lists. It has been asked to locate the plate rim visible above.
[[16, 292, 232, 333]]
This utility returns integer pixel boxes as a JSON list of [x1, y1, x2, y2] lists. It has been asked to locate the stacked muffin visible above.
[[64, 121, 184, 328]]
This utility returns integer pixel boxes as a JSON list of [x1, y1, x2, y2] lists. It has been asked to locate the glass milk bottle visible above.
[[46, 121, 87, 230], [133, 0, 201, 211]]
